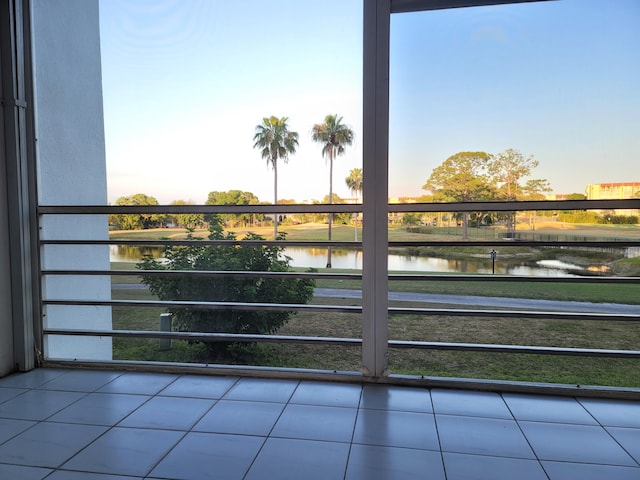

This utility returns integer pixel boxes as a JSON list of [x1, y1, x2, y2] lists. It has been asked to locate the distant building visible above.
[[585, 182, 640, 216], [586, 182, 640, 200]]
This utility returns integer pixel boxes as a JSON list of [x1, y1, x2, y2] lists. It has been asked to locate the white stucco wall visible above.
[[32, 0, 112, 360]]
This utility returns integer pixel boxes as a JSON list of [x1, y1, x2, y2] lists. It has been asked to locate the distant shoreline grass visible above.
[[110, 221, 640, 242]]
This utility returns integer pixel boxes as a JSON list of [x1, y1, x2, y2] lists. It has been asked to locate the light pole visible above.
[[490, 249, 497, 274]]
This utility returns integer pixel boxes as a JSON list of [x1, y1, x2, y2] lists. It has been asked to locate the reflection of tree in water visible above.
[[110, 245, 164, 262], [300, 248, 356, 258], [448, 259, 480, 274]]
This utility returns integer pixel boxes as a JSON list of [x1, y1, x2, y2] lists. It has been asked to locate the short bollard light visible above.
[[159, 313, 172, 351], [490, 249, 497, 274]]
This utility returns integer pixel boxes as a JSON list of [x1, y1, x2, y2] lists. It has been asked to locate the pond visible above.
[[110, 245, 583, 277]]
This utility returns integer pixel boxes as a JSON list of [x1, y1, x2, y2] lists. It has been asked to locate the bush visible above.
[[405, 225, 434, 234], [137, 217, 315, 360]]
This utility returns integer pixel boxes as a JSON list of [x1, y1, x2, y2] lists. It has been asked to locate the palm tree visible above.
[[345, 168, 363, 241], [311, 114, 354, 267], [253, 116, 299, 239]]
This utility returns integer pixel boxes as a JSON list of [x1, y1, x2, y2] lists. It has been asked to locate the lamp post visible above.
[[490, 249, 497, 274]]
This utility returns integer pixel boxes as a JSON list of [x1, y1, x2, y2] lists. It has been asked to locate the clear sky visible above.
[[99, 0, 640, 205]]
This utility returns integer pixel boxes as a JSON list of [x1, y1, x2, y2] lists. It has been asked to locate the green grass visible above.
[[385, 278, 640, 304], [110, 287, 640, 387], [110, 222, 640, 242]]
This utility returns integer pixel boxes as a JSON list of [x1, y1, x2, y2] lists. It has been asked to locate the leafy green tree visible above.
[[566, 193, 587, 200], [345, 168, 363, 240], [522, 179, 552, 200], [137, 217, 315, 361], [110, 193, 164, 230], [169, 200, 204, 229], [253, 116, 299, 239], [401, 212, 421, 227], [488, 149, 542, 200], [422, 151, 493, 239], [488, 149, 549, 234], [311, 114, 354, 267], [321, 194, 351, 225], [206, 190, 261, 227]]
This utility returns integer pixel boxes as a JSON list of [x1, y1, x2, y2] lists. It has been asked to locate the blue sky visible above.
[[100, 0, 639, 204]]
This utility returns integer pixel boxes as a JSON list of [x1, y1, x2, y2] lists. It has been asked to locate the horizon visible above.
[[107, 178, 640, 206]]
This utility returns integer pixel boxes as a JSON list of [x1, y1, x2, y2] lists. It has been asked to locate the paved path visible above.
[[113, 284, 638, 314], [314, 288, 640, 314]]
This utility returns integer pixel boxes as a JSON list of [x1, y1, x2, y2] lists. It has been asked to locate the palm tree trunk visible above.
[[273, 159, 278, 240], [354, 214, 358, 242], [327, 153, 333, 268], [353, 191, 359, 242]]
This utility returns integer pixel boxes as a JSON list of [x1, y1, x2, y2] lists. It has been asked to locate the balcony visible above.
[[38, 201, 640, 390], [0, 367, 639, 479], [2, 2, 640, 477]]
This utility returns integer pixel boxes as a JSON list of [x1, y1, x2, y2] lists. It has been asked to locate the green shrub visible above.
[[137, 217, 315, 360]]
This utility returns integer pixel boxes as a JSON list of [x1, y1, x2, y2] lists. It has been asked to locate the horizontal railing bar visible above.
[[388, 274, 640, 284], [43, 269, 363, 280], [387, 340, 640, 358], [43, 299, 362, 313], [37, 198, 639, 214], [387, 306, 639, 322], [43, 328, 362, 346], [38, 204, 362, 215], [39, 238, 640, 248], [389, 199, 640, 212], [41, 269, 637, 285], [41, 239, 361, 248], [41, 299, 637, 321], [388, 240, 640, 247], [41, 328, 640, 358]]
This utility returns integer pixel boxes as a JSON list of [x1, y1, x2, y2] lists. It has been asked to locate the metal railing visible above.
[[38, 199, 640, 388]]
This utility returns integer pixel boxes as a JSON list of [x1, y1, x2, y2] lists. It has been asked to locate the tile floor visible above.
[[0, 368, 638, 479]]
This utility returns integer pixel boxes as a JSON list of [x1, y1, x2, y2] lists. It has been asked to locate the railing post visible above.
[[159, 313, 172, 351]]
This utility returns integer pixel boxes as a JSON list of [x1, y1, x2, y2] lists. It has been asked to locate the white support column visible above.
[[32, 0, 112, 360], [362, 0, 390, 378]]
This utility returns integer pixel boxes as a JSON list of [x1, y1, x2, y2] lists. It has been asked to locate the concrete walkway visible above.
[[112, 284, 639, 314], [314, 288, 640, 315]]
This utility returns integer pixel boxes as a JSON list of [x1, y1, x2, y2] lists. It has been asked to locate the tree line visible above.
[[108, 189, 362, 231], [110, 113, 361, 233]]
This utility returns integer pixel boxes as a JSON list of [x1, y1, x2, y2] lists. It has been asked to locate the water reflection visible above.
[[110, 245, 164, 261], [285, 248, 579, 276], [109, 245, 582, 276]]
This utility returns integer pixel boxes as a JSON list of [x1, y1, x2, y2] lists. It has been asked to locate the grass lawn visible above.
[[111, 286, 640, 387]]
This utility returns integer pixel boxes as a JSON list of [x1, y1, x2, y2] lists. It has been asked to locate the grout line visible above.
[[239, 380, 301, 480]]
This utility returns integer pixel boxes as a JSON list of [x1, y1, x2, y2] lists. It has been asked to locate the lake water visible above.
[[285, 247, 580, 276], [110, 245, 581, 277]]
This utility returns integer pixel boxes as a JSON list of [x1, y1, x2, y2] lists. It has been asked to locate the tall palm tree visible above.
[[311, 114, 354, 267], [253, 116, 299, 239], [345, 168, 363, 241]]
